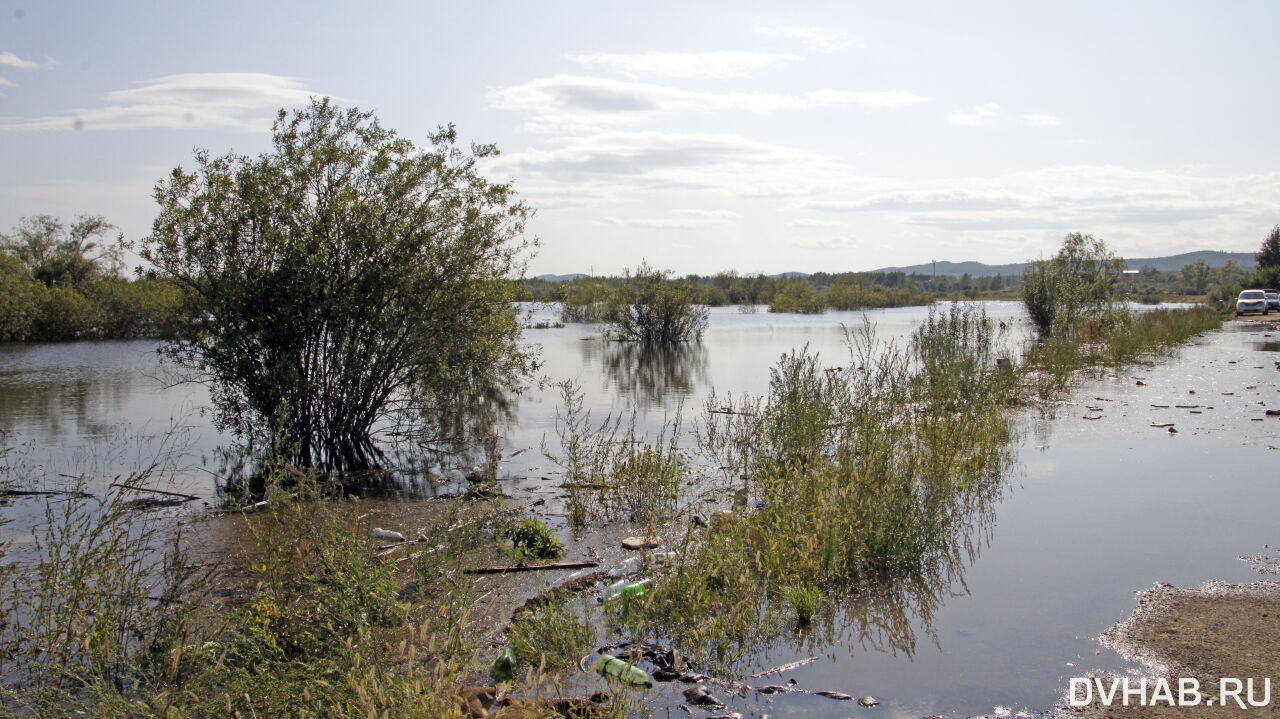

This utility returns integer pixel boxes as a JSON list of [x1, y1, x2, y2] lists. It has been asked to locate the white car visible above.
[[1264, 289, 1280, 312], [1236, 289, 1269, 316]]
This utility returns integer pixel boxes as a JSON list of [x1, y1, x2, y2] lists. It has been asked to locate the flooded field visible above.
[[1, 303, 1277, 717]]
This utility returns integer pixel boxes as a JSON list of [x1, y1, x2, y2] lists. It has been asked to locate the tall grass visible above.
[[1026, 305, 1223, 393], [0, 452, 592, 717], [615, 305, 1017, 668], [544, 379, 687, 527]]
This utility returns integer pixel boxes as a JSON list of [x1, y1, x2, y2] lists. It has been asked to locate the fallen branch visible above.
[[111, 482, 200, 502], [0, 488, 94, 499], [464, 561, 599, 575]]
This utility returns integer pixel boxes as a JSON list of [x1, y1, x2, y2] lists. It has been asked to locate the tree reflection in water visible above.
[[592, 341, 708, 407]]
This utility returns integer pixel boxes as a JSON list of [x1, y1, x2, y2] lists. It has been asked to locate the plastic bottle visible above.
[[491, 646, 515, 682], [595, 655, 652, 686], [607, 557, 642, 578], [605, 578, 652, 602], [620, 578, 651, 599]]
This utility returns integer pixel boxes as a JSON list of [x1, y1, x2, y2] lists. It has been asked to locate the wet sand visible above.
[[1057, 581, 1280, 719]]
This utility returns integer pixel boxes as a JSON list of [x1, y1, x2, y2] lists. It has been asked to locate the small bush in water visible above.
[[502, 517, 563, 560]]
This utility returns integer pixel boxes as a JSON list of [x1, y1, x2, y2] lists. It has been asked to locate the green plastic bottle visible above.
[[595, 655, 652, 686], [491, 646, 515, 682], [620, 579, 650, 599]]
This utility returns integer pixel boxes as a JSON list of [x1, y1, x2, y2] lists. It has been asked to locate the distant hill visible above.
[[532, 273, 587, 282], [533, 251, 1257, 281], [872, 251, 1256, 278]]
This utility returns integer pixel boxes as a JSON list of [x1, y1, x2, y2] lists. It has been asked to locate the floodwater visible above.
[[1, 303, 1278, 717]]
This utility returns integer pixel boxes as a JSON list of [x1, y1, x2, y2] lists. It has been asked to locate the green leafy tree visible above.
[[1178, 259, 1213, 295], [1022, 232, 1125, 336], [1257, 225, 1280, 269], [143, 98, 536, 472], [0, 253, 43, 341], [1, 214, 119, 289]]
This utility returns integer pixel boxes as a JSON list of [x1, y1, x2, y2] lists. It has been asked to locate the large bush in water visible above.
[[143, 99, 536, 471]]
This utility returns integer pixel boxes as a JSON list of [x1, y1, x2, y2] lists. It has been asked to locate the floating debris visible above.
[[814, 690, 854, 701], [683, 686, 726, 708], [859, 695, 881, 707], [750, 656, 819, 678]]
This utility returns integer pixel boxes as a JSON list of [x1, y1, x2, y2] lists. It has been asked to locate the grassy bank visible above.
[[0, 465, 595, 717]]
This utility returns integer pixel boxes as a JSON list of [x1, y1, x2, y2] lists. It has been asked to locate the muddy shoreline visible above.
[[1055, 581, 1280, 719]]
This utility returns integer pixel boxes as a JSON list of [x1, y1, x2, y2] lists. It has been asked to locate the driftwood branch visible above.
[[111, 482, 200, 502], [0, 488, 94, 499], [463, 561, 599, 575]]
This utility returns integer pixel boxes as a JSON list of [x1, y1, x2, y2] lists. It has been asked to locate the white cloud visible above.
[[1024, 114, 1062, 127], [567, 51, 800, 80], [755, 25, 849, 52], [790, 218, 848, 228], [490, 129, 861, 200], [800, 188, 1024, 213], [1, 72, 326, 132], [0, 51, 40, 69], [603, 209, 737, 230], [489, 74, 924, 132], [948, 102, 1000, 127], [0, 76, 11, 87]]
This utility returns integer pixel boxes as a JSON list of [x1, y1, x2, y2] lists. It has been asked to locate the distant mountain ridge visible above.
[[870, 251, 1256, 278], [533, 251, 1257, 281]]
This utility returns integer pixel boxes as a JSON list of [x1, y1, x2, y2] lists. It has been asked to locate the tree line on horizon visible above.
[[4, 213, 1279, 344]]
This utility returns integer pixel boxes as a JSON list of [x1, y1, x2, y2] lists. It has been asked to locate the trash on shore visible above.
[[601, 578, 652, 602], [621, 535, 661, 550], [372, 527, 405, 542], [596, 655, 652, 686], [491, 647, 515, 682], [683, 686, 726, 708], [607, 557, 642, 577]]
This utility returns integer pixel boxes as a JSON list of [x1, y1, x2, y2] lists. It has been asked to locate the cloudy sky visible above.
[[2, 1, 1277, 275]]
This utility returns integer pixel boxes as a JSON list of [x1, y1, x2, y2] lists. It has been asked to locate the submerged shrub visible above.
[[143, 98, 535, 472], [768, 280, 824, 314], [559, 277, 611, 323], [606, 262, 708, 343], [1023, 233, 1125, 337], [502, 517, 563, 560]]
